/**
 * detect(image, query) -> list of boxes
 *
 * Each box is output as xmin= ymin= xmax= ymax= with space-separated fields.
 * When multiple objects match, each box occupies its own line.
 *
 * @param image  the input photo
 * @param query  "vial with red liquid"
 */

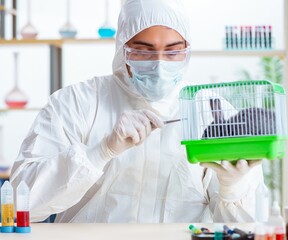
xmin=16 ymin=181 xmax=31 ymax=233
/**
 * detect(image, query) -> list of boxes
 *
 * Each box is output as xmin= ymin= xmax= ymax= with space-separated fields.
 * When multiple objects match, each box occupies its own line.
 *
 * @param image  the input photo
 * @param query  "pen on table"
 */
xmin=233 ymin=228 xmax=250 ymax=238
xmin=223 ymin=225 xmax=234 ymax=235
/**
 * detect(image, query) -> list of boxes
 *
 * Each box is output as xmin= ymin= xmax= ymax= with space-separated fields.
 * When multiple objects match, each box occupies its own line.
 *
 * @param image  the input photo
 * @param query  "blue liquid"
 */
xmin=214 ymin=231 xmax=223 ymax=240
xmin=98 ymin=27 xmax=116 ymax=38
xmin=59 ymin=30 xmax=77 ymax=39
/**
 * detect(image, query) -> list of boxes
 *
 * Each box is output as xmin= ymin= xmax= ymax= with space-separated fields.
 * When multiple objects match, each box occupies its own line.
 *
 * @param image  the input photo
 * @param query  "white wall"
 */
xmin=186 ymin=0 xmax=284 ymax=50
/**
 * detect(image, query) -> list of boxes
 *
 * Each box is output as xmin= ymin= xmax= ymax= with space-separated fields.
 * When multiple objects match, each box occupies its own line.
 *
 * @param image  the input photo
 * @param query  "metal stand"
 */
xmin=0 ymin=0 xmax=5 ymax=39
xmin=12 ymin=0 xmax=16 ymax=39
xmin=50 ymin=45 xmax=62 ymax=94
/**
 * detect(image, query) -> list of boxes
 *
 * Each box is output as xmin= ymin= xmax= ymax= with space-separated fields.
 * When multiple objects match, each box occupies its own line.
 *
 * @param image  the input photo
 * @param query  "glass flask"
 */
xmin=20 ymin=0 xmax=38 ymax=39
xmin=5 ymin=52 xmax=28 ymax=109
xmin=59 ymin=0 xmax=77 ymax=39
xmin=98 ymin=0 xmax=116 ymax=38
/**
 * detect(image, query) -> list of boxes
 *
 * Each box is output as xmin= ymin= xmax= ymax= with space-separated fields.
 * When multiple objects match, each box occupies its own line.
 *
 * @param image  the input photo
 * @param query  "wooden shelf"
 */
xmin=0 ymin=108 xmax=41 ymax=113
xmin=0 ymin=38 xmax=115 ymax=47
xmin=0 ymin=39 xmax=285 ymax=58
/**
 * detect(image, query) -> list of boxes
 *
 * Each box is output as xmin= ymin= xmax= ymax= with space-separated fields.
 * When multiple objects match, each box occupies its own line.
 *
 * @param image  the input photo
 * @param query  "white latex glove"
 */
xmin=200 ymin=160 xmax=262 ymax=201
xmin=101 ymin=109 xmax=164 ymax=160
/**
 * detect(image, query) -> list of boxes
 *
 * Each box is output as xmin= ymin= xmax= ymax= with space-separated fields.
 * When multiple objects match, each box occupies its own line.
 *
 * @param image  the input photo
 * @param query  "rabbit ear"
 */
xmin=210 ymin=98 xmax=225 ymax=123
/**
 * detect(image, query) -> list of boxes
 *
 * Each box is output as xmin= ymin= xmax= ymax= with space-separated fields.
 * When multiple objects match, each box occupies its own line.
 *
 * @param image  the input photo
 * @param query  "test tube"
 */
xmin=214 ymin=224 xmax=223 ymax=240
xmin=1 ymin=181 xmax=15 ymax=233
xmin=254 ymin=224 xmax=266 ymax=240
xmin=15 ymin=181 xmax=31 ymax=233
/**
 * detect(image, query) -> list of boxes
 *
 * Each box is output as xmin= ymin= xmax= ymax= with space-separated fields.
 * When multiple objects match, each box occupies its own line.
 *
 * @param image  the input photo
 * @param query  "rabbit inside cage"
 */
xmin=202 ymin=98 xmax=276 ymax=139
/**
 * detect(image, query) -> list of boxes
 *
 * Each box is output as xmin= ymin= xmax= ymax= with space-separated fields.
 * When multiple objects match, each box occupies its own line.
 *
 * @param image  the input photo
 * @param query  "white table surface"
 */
xmin=0 ymin=223 xmax=256 ymax=240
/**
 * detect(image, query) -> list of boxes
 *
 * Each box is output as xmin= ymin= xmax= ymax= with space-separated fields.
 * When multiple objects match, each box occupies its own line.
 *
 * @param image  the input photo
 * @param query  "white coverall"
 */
xmin=10 ymin=0 xmax=264 ymax=223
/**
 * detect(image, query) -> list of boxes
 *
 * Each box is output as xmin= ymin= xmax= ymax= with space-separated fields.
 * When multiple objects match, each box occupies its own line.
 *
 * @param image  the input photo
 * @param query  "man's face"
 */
xmin=125 ymin=26 xmax=186 ymax=77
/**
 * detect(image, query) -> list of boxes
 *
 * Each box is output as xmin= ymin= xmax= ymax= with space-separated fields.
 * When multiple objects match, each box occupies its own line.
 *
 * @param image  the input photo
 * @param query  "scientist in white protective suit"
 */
xmin=10 ymin=0 xmax=264 ymax=223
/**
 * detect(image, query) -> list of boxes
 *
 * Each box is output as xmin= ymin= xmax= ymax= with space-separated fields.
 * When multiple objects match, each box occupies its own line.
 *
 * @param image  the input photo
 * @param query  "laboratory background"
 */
xmin=0 ymin=0 xmax=287 ymax=209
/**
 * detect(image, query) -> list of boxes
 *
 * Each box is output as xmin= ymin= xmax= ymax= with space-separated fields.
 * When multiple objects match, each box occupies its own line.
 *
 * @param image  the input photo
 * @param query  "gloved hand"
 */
xmin=200 ymin=160 xmax=262 ymax=201
xmin=101 ymin=109 xmax=164 ymax=160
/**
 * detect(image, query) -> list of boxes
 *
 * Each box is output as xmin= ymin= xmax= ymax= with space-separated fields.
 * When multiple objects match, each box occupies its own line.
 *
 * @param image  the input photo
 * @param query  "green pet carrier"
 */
xmin=179 ymin=80 xmax=288 ymax=164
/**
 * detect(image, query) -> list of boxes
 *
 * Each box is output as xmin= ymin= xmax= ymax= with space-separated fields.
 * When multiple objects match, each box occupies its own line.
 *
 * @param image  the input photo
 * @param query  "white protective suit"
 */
xmin=10 ymin=0 xmax=264 ymax=223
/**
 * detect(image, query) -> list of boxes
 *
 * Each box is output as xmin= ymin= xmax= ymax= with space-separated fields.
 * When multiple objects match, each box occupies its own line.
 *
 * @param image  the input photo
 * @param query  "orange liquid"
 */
xmin=1 ymin=204 xmax=14 ymax=226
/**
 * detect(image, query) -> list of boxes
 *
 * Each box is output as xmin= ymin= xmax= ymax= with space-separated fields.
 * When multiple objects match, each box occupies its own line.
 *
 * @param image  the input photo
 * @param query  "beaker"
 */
xmin=5 ymin=52 xmax=28 ymax=109
xmin=98 ymin=0 xmax=116 ymax=38
xmin=59 ymin=0 xmax=77 ymax=39
xmin=20 ymin=0 xmax=38 ymax=39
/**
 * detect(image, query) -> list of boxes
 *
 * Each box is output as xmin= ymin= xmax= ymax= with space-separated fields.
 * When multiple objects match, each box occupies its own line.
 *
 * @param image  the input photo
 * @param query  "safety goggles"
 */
xmin=124 ymin=44 xmax=191 ymax=62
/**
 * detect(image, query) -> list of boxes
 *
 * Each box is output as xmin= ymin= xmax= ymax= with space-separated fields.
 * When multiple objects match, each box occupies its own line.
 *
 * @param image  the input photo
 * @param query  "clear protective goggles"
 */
xmin=124 ymin=44 xmax=191 ymax=63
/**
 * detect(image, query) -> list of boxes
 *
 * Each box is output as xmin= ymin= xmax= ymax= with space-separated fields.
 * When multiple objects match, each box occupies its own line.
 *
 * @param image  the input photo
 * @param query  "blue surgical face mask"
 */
xmin=128 ymin=60 xmax=186 ymax=102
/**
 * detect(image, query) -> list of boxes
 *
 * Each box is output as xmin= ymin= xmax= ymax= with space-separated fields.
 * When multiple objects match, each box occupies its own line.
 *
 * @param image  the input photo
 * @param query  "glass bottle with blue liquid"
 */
xmin=98 ymin=0 xmax=116 ymax=38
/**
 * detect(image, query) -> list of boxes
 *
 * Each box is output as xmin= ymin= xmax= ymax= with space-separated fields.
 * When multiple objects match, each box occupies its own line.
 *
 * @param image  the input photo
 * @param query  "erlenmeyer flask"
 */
xmin=20 ymin=0 xmax=38 ymax=39
xmin=98 ymin=0 xmax=116 ymax=38
xmin=59 ymin=0 xmax=77 ymax=39
xmin=5 ymin=52 xmax=28 ymax=109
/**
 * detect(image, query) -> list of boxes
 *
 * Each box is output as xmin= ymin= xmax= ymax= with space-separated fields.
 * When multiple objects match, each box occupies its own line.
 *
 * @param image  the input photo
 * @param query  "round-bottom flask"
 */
xmin=5 ymin=52 xmax=28 ymax=109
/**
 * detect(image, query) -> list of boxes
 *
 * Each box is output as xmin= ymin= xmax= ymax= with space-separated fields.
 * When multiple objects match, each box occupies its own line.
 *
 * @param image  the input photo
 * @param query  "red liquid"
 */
xmin=17 ymin=211 xmax=30 ymax=227
xmin=5 ymin=101 xmax=28 ymax=108
xmin=275 ymin=233 xmax=285 ymax=240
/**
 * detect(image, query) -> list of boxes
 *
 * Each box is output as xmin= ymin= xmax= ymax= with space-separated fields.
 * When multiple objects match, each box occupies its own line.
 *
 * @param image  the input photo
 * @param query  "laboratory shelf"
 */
xmin=190 ymin=50 xmax=286 ymax=58
xmin=0 ymin=108 xmax=41 ymax=113
xmin=0 ymin=38 xmax=115 ymax=47
xmin=0 ymin=39 xmax=285 ymax=58
xmin=0 ymin=38 xmax=115 ymax=95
